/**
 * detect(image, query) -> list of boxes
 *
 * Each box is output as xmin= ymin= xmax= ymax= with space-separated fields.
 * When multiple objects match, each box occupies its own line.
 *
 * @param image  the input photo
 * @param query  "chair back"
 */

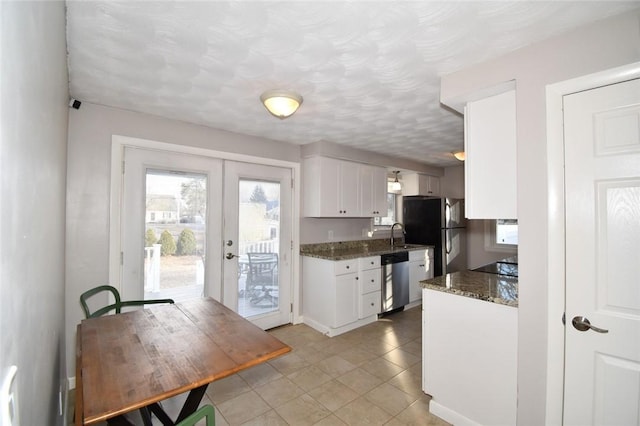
xmin=176 ymin=404 xmax=216 ymax=426
xmin=80 ymin=285 xmax=123 ymax=318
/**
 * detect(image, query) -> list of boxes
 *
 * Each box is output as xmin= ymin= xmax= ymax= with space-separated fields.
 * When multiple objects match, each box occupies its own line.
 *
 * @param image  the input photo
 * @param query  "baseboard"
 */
xmin=429 ymin=400 xmax=482 ymax=426
xmin=303 ymin=315 xmax=377 ymax=337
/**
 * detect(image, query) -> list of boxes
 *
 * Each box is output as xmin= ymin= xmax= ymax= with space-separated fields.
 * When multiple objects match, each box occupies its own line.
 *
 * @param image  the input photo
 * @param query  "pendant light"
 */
xmin=389 ymin=171 xmax=402 ymax=192
xmin=260 ymin=90 xmax=303 ymax=119
xmin=453 ymin=151 xmax=466 ymax=161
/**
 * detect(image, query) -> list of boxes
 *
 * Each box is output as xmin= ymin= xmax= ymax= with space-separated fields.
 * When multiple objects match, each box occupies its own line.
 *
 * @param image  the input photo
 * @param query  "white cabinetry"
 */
xmin=358 ymin=256 xmax=381 ymax=318
xmin=302 ymin=157 xmax=387 ymax=217
xmin=302 ymin=256 xmax=379 ymax=336
xmin=360 ymin=164 xmax=387 ymax=217
xmin=409 ymin=248 xmax=434 ymax=303
xmin=303 ymin=156 xmax=358 ymax=217
xmin=464 ymin=90 xmax=517 ymax=219
xmin=402 ymin=173 xmax=440 ymax=197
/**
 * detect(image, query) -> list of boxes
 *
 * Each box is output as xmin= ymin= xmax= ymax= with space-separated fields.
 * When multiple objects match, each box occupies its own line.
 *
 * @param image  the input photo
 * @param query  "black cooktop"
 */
xmin=472 ymin=257 xmax=519 ymax=278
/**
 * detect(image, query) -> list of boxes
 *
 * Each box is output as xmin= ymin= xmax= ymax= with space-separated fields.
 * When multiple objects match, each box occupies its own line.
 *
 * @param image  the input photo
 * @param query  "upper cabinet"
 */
xmin=360 ymin=164 xmax=387 ymax=217
xmin=401 ymin=173 xmax=440 ymax=197
xmin=303 ymin=156 xmax=386 ymax=218
xmin=464 ymin=90 xmax=517 ymax=219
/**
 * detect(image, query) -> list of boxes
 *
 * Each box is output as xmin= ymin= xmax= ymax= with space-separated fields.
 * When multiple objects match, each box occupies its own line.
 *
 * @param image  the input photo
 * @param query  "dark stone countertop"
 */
xmin=300 ymin=238 xmax=433 ymax=261
xmin=420 ymin=270 xmax=518 ymax=307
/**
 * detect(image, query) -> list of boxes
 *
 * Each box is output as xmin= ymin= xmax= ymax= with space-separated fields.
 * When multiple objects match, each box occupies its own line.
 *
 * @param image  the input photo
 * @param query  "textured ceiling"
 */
xmin=66 ymin=1 xmax=639 ymax=167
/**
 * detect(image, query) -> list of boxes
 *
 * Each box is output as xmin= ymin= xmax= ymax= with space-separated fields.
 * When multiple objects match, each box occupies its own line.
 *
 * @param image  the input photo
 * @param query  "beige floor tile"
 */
xmin=287 ymin=365 xmax=333 ymax=392
xmin=295 ymin=344 xmax=333 ymax=364
xmin=216 ymin=390 xmax=271 ymax=425
xmin=238 ymin=362 xmax=283 ymax=388
xmin=387 ymin=369 xmax=424 ymax=398
xmin=315 ymin=355 xmax=357 ymax=378
xmin=356 ymin=338 xmax=397 ymax=356
xmin=334 ymin=396 xmax=393 ymax=426
xmin=253 ymin=376 xmax=305 ymax=408
xmin=313 ymin=414 xmax=348 ymax=425
xmin=336 ymin=367 xmax=383 ymax=395
xmin=378 ymin=331 xmax=415 ymax=347
xmin=239 ymin=409 xmax=288 ymax=426
xmin=206 ymin=374 xmax=252 ymax=405
xmin=307 ymin=379 xmax=359 ymax=412
xmin=399 ymin=339 xmax=422 ymax=357
xmin=268 ymin=351 xmax=311 ymax=375
xmin=363 ymin=382 xmax=417 ymax=417
xmin=336 ymin=346 xmax=379 ymax=366
xmin=274 ymin=394 xmax=332 ymax=426
xmin=359 ymin=357 xmax=406 ymax=381
xmin=382 ymin=347 xmax=421 ymax=368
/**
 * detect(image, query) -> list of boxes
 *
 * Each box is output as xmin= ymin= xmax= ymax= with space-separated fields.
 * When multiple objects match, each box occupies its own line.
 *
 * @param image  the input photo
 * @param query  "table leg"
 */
xmin=175 ymin=384 xmax=209 ymax=423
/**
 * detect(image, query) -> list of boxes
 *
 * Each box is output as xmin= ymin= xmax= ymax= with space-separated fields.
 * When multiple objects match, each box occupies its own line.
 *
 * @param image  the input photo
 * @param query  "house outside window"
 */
xmin=485 ymin=219 xmax=518 ymax=251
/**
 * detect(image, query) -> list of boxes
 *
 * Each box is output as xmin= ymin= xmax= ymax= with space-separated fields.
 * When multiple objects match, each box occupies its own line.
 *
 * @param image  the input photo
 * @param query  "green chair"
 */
xmin=80 ymin=285 xmax=175 ymax=319
xmin=176 ymin=404 xmax=216 ymax=426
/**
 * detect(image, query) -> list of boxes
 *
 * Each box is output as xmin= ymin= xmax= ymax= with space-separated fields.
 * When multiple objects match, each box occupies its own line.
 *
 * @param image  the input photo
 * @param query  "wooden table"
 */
xmin=75 ymin=297 xmax=291 ymax=425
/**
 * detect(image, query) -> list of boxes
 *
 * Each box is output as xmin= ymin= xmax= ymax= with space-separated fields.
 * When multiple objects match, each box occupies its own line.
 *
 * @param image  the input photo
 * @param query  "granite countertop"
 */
xmin=420 ymin=270 xmax=518 ymax=307
xmin=301 ymin=239 xmax=433 ymax=261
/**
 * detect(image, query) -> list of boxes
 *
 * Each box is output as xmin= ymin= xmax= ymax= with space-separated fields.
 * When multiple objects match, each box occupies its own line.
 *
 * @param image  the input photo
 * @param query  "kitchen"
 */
xmin=3 ymin=2 xmax=640 ymax=426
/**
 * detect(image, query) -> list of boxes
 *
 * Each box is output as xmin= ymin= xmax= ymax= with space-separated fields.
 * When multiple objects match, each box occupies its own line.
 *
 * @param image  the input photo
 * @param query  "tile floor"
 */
xmin=80 ymin=306 xmax=450 ymax=426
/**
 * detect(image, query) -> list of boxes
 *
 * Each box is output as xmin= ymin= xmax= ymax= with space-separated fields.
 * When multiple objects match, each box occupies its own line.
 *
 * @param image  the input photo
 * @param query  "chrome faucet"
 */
xmin=390 ymin=222 xmax=406 ymax=247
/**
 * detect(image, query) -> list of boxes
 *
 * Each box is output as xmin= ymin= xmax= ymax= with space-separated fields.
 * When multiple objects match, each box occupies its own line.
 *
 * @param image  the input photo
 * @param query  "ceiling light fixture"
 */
xmin=389 ymin=171 xmax=402 ymax=192
xmin=453 ymin=151 xmax=466 ymax=161
xmin=260 ymin=90 xmax=303 ymax=119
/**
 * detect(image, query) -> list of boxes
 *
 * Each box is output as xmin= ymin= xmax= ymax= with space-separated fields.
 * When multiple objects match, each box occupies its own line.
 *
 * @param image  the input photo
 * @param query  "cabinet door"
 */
xmin=360 ymin=164 xmax=386 ymax=216
xmin=464 ymin=90 xmax=517 ymax=219
xmin=426 ymin=175 xmax=440 ymax=197
xmin=409 ymin=261 xmax=427 ymax=303
xmin=360 ymin=291 xmax=381 ymax=318
xmin=334 ymin=273 xmax=359 ymax=327
xmin=339 ymin=161 xmax=359 ymax=216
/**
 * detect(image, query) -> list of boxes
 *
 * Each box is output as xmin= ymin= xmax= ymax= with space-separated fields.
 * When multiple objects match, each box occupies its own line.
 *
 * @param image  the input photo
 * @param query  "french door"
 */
xmin=119 ymin=146 xmax=292 ymax=329
xmin=222 ymin=161 xmax=292 ymax=329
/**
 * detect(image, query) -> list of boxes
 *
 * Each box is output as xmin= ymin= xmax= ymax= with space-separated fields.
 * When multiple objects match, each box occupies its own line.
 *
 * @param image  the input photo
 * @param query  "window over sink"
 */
xmin=373 ymin=192 xmax=397 ymax=226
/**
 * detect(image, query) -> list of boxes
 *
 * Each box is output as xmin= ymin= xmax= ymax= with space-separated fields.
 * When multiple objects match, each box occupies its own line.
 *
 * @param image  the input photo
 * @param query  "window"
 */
xmin=485 ymin=219 xmax=518 ymax=251
xmin=374 ymin=193 xmax=397 ymax=226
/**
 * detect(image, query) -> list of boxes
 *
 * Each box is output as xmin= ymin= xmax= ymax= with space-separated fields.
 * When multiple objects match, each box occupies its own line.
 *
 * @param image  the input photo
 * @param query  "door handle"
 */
xmin=571 ymin=316 xmax=609 ymax=333
xmin=225 ymin=252 xmax=238 ymax=260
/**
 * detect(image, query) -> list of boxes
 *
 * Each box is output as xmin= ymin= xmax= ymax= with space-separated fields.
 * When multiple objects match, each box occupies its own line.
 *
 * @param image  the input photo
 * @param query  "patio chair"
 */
xmin=80 ymin=285 xmax=174 ymax=319
xmin=246 ymin=252 xmax=279 ymax=307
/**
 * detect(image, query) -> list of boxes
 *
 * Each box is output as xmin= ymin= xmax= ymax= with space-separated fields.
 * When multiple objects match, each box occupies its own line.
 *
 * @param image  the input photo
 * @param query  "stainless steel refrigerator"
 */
xmin=402 ymin=197 xmax=467 ymax=277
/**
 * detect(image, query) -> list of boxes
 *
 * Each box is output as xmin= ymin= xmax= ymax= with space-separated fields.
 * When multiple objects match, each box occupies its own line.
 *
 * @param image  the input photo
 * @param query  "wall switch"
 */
xmin=328 ymin=230 xmax=334 ymax=240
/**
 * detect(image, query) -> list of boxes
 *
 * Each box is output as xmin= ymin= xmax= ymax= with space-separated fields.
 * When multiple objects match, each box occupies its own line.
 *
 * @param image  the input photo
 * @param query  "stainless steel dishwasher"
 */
xmin=380 ymin=251 xmax=409 ymax=314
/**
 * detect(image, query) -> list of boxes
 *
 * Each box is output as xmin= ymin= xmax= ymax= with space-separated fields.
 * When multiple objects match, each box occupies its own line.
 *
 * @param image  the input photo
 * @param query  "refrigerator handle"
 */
xmin=444 ymin=200 xmax=451 ymax=227
xmin=444 ymin=230 xmax=451 ymax=255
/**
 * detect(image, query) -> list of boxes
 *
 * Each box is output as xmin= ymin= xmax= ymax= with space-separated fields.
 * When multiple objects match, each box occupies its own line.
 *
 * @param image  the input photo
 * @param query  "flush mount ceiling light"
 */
xmin=389 ymin=171 xmax=402 ymax=192
xmin=260 ymin=90 xmax=303 ymax=119
xmin=453 ymin=151 xmax=466 ymax=161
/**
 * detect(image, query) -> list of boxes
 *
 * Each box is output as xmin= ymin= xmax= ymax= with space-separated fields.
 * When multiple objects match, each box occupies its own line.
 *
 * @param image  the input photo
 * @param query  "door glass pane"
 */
xmin=237 ymin=179 xmax=280 ymax=318
xmin=144 ymin=170 xmax=207 ymax=302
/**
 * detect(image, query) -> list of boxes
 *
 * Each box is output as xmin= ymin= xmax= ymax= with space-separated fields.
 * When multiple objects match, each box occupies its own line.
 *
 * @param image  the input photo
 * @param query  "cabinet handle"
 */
xmin=346 ymin=265 xmax=350 ymax=269
xmin=355 ymin=276 xmax=359 ymax=280
xmin=419 ymin=264 xmax=425 ymax=267
xmin=370 ymin=302 xmax=375 ymax=306
xmin=370 ymin=279 xmax=374 ymax=282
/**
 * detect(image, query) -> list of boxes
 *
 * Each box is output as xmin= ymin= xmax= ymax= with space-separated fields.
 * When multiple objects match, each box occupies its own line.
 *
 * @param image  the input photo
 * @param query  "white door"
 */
xmin=222 ymin=161 xmax=292 ymax=329
xmin=563 ymin=78 xmax=640 ymax=425
xmin=121 ymin=147 xmax=223 ymax=302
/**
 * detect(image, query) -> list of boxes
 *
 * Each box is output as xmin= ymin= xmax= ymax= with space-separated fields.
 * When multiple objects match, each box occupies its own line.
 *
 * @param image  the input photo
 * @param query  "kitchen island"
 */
xmin=420 ymin=270 xmax=518 ymax=426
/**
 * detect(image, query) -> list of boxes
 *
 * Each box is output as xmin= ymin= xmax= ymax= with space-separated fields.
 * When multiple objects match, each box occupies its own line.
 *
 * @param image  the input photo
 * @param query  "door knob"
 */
xmin=225 ymin=252 xmax=238 ymax=260
xmin=571 ymin=316 xmax=609 ymax=333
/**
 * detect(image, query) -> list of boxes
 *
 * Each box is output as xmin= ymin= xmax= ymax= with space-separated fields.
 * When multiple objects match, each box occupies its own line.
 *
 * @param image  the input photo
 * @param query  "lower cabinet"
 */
xmin=409 ymin=248 xmax=434 ymax=303
xmin=302 ymin=256 xmax=380 ymax=336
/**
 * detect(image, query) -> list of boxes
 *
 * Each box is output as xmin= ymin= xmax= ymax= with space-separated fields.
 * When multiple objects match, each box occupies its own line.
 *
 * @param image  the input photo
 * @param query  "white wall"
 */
xmin=0 ymin=2 xmax=69 ymax=425
xmin=440 ymin=8 xmax=640 ymax=425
